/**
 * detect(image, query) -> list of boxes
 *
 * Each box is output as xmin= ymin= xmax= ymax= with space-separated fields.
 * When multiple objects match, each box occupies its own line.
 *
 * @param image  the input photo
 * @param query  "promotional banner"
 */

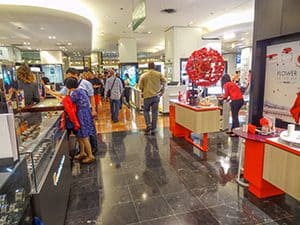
xmin=264 ymin=40 xmax=300 ymax=123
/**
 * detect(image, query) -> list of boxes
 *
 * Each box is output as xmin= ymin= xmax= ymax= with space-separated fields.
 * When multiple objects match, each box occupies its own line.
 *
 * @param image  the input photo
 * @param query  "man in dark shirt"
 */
xmin=87 ymin=71 xmax=103 ymax=118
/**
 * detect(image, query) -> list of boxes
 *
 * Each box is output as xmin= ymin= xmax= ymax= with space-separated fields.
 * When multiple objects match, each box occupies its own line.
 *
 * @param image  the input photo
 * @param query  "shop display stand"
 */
xmin=233 ymin=128 xmax=284 ymax=198
xmin=169 ymin=101 xmax=220 ymax=152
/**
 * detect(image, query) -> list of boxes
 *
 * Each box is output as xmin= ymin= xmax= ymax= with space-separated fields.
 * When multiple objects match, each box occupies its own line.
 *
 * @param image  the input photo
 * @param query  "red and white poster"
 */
xmin=264 ymin=40 xmax=300 ymax=123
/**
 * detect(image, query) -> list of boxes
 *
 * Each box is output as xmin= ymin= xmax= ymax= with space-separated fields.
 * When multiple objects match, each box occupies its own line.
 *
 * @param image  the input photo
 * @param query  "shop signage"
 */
xmin=263 ymin=40 xmax=300 ymax=123
xmin=132 ymin=0 xmax=146 ymax=31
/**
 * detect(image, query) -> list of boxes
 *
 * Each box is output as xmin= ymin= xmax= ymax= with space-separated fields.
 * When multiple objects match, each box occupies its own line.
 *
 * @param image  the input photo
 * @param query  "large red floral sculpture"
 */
xmin=185 ymin=47 xmax=225 ymax=87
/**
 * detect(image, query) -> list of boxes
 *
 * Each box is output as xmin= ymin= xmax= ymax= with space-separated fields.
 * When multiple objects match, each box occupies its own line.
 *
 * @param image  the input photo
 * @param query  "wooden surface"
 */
xmin=263 ymin=143 xmax=300 ymax=201
xmin=174 ymin=103 xmax=220 ymax=133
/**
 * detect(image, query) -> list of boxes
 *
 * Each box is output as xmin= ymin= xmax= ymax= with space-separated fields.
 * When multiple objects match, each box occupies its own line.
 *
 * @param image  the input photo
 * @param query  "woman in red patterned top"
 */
xmin=221 ymin=74 xmax=244 ymax=134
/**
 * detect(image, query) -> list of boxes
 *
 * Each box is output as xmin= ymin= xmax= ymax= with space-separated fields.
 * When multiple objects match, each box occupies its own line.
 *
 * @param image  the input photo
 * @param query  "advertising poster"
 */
xmin=264 ymin=40 xmax=300 ymax=123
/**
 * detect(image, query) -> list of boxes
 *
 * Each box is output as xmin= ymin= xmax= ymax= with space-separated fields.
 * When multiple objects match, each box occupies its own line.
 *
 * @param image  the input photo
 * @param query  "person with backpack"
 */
xmin=63 ymin=77 xmax=95 ymax=164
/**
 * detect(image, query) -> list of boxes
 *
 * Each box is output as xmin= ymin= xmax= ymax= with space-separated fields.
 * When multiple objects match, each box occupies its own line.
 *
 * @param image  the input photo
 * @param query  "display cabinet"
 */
xmin=0 ymin=156 xmax=32 ymax=225
xmin=17 ymin=111 xmax=62 ymax=192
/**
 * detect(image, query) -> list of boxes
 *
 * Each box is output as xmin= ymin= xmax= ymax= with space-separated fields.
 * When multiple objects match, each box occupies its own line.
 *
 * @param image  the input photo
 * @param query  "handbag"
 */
xmin=107 ymin=77 xmax=116 ymax=98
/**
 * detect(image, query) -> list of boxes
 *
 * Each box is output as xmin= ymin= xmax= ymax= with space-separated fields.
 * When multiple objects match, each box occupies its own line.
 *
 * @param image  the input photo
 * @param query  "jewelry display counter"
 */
xmin=14 ymin=99 xmax=71 ymax=225
xmin=0 ymin=156 xmax=32 ymax=225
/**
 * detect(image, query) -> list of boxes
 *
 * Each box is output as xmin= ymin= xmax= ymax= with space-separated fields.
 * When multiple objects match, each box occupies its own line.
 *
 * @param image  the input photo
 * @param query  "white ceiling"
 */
xmin=0 ymin=0 xmax=254 ymax=55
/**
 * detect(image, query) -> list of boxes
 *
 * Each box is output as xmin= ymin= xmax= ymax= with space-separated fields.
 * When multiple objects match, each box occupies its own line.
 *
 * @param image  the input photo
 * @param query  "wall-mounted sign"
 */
xmin=263 ymin=40 xmax=300 ymax=123
xmin=132 ymin=0 xmax=146 ymax=31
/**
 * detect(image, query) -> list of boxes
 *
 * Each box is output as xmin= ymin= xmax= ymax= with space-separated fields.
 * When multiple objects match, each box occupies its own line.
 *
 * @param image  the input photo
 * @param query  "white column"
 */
xmin=165 ymin=27 xmax=204 ymax=81
xmin=118 ymin=38 xmax=137 ymax=63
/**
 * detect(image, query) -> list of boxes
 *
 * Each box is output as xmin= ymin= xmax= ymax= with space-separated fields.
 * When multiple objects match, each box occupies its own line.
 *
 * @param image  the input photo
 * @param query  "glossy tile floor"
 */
xmin=95 ymin=101 xmax=169 ymax=133
xmin=65 ymin=127 xmax=300 ymax=225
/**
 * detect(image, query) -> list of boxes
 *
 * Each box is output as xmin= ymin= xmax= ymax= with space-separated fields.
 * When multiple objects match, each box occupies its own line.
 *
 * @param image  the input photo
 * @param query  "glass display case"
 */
xmin=16 ymin=111 xmax=62 ymax=192
xmin=0 ymin=156 xmax=32 ymax=225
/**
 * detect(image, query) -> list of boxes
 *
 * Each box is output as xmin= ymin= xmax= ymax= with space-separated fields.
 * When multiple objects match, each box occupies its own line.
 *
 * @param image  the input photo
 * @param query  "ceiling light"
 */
xmin=100 ymin=32 xmax=104 ymax=37
xmin=27 ymin=47 xmax=31 ymax=50
xmin=223 ymin=32 xmax=236 ymax=40
xmin=40 ymin=27 xmax=45 ymax=30
xmin=147 ymin=31 xmax=152 ymax=34
xmin=48 ymin=36 xmax=52 ymax=39
xmin=67 ymin=42 xmax=72 ymax=46
xmin=188 ymin=21 xmax=193 ymax=26
xmin=52 ymin=36 xmax=56 ymax=39
xmin=231 ymin=43 xmax=235 ymax=48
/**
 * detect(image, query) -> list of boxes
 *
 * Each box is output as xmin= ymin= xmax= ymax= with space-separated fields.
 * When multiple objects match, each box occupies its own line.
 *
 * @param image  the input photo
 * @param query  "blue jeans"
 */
xmin=110 ymin=99 xmax=121 ymax=122
xmin=143 ymin=96 xmax=160 ymax=130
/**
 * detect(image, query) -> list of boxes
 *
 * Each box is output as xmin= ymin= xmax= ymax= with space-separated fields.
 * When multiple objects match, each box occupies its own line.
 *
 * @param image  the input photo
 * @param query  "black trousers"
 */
xmin=230 ymin=99 xmax=244 ymax=130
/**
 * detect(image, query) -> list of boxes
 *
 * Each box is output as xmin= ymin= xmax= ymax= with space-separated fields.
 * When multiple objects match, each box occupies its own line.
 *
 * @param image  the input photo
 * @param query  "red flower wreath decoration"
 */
xmin=186 ymin=47 xmax=225 ymax=87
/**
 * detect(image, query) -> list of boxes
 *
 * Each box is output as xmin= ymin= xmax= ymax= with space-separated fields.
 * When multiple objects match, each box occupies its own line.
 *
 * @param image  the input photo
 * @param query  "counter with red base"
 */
xmin=169 ymin=101 xmax=220 ymax=151
xmin=233 ymin=128 xmax=285 ymax=198
xmin=263 ymin=138 xmax=300 ymax=201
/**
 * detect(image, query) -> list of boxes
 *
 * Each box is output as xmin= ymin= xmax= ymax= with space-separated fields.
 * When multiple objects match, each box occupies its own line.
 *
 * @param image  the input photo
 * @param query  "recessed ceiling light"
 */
xmin=48 ymin=36 xmax=52 ymax=39
xmin=40 ymin=27 xmax=45 ymax=30
xmin=67 ymin=42 xmax=72 ymax=46
xmin=223 ymin=32 xmax=236 ymax=40
xmin=147 ymin=31 xmax=152 ymax=34
xmin=27 ymin=47 xmax=31 ymax=50
xmin=52 ymin=36 xmax=56 ymax=39
xmin=188 ymin=21 xmax=193 ymax=26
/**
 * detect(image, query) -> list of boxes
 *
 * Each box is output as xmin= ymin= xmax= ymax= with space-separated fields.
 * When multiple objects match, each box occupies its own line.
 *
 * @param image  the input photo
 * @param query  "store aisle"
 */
xmin=95 ymin=101 xmax=169 ymax=134
xmin=64 ymin=129 xmax=300 ymax=225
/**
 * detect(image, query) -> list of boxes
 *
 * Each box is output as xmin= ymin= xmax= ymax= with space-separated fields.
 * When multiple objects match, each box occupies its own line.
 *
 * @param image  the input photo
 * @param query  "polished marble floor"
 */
xmin=64 ymin=128 xmax=300 ymax=225
xmin=95 ymin=101 xmax=169 ymax=134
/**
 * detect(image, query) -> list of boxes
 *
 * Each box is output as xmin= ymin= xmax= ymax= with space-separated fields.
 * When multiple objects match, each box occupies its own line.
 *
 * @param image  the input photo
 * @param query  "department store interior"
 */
xmin=0 ymin=0 xmax=300 ymax=225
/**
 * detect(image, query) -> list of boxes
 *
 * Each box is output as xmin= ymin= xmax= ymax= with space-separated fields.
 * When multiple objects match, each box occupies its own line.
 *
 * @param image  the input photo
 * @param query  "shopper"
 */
xmin=221 ymin=74 xmax=244 ymax=136
xmin=48 ymin=68 xmax=99 ymax=153
xmin=104 ymin=69 xmax=123 ymax=123
xmin=116 ymin=72 xmax=125 ymax=109
xmin=40 ymin=76 xmax=50 ymax=100
xmin=16 ymin=64 xmax=40 ymax=106
xmin=124 ymin=73 xmax=131 ymax=107
xmin=138 ymin=62 xmax=166 ymax=134
xmin=64 ymin=77 xmax=95 ymax=164
xmin=87 ymin=71 xmax=103 ymax=117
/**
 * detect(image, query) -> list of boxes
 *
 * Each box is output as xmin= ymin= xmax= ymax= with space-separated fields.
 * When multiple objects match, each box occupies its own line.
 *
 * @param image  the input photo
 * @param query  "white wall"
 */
xmin=223 ymin=53 xmax=237 ymax=76
xmin=118 ymin=38 xmax=137 ymax=63
xmin=40 ymin=51 xmax=63 ymax=64
xmin=240 ymin=47 xmax=252 ymax=85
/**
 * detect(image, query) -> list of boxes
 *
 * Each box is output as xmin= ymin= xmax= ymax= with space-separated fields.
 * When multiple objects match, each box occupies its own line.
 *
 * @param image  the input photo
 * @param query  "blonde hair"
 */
xmin=17 ymin=64 xmax=35 ymax=83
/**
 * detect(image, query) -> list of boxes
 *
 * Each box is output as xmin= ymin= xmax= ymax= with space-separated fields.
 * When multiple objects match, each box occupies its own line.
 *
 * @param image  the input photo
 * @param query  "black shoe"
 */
xmin=151 ymin=129 xmax=157 ymax=135
xmin=92 ymin=148 xmax=98 ymax=154
xmin=144 ymin=127 xmax=151 ymax=135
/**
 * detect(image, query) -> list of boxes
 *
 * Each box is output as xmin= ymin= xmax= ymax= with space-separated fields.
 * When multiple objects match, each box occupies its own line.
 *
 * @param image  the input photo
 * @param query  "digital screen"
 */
xmin=1 ymin=65 xmax=17 ymax=93
xmin=41 ymin=64 xmax=63 ymax=83
xmin=120 ymin=63 xmax=139 ymax=87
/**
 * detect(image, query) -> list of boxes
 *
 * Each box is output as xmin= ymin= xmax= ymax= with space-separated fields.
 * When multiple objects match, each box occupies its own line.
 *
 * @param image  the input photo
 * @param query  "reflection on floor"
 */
xmin=95 ymin=101 xmax=169 ymax=134
xmin=65 ymin=128 xmax=300 ymax=225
